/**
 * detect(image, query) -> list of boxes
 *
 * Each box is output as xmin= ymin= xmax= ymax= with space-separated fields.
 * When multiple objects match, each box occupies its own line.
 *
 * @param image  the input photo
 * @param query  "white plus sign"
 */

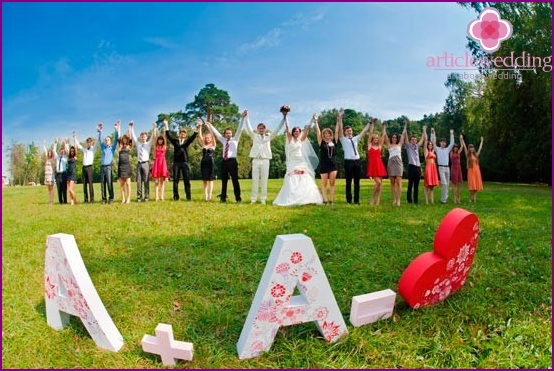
xmin=141 ymin=323 xmax=193 ymax=365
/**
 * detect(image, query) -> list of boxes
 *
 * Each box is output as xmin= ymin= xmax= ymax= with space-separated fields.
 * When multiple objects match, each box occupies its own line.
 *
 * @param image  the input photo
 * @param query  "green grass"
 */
xmin=2 ymin=179 xmax=552 ymax=368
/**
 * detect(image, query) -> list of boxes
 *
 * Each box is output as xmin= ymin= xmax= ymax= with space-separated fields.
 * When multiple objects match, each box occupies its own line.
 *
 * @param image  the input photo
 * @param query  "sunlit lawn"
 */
xmin=2 ymin=179 xmax=551 ymax=368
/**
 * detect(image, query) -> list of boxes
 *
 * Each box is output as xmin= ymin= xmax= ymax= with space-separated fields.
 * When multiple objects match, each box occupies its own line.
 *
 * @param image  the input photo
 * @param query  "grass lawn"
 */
xmin=2 ymin=179 xmax=552 ymax=368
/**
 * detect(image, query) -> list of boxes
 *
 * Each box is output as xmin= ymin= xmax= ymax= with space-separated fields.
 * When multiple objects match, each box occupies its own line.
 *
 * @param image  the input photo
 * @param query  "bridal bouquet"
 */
xmin=280 ymin=105 xmax=291 ymax=113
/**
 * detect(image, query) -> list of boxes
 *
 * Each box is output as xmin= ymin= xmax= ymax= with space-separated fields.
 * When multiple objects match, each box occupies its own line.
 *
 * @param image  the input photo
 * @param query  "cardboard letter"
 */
xmin=237 ymin=234 xmax=347 ymax=359
xmin=44 ymin=233 xmax=123 ymax=351
xmin=350 ymin=289 xmax=396 ymax=327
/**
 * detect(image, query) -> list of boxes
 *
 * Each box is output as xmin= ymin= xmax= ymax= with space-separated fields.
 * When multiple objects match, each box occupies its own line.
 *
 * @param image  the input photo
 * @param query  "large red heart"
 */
xmin=398 ymin=208 xmax=479 ymax=309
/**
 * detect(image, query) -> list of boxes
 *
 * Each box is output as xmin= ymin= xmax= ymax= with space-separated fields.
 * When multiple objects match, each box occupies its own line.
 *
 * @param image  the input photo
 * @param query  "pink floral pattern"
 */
xmin=290 ymin=251 xmax=303 ymax=264
xmin=270 ymin=283 xmax=286 ymax=298
xmin=467 ymin=7 xmax=513 ymax=53
xmin=321 ymin=321 xmax=341 ymax=342
xmin=240 ymin=236 xmax=348 ymax=359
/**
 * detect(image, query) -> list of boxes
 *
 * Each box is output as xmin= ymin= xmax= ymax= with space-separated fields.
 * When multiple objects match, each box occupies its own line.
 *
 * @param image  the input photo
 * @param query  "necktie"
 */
xmin=224 ymin=140 xmax=230 ymax=160
xmin=350 ymin=138 xmax=358 ymax=157
xmin=58 ymin=156 xmax=62 ymax=172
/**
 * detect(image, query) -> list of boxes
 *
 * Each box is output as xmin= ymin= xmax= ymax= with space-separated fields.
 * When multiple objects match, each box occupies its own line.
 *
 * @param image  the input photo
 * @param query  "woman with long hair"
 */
xmin=460 ymin=135 xmax=484 ymax=203
xmin=151 ymin=123 xmax=170 ymax=201
xmin=423 ymin=128 xmax=438 ymax=204
xmin=67 ymin=137 xmax=78 ymax=205
xmin=366 ymin=119 xmax=387 ymax=205
xmin=314 ymin=115 xmax=338 ymax=205
xmin=196 ymin=120 xmax=217 ymax=202
xmin=273 ymin=106 xmax=322 ymax=206
xmin=43 ymin=140 xmax=56 ymax=204
xmin=383 ymin=120 xmax=407 ymax=206
xmin=118 ymin=125 xmax=133 ymax=204
xmin=450 ymin=143 xmax=463 ymax=204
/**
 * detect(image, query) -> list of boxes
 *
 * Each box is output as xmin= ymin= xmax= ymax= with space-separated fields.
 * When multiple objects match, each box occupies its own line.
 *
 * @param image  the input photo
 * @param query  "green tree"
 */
xmin=458 ymin=2 xmax=552 ymax=183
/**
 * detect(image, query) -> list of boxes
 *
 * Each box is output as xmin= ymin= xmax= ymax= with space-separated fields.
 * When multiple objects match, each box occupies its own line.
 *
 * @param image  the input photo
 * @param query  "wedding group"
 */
xmin=41 ymin=106 xmax=484 ymax=207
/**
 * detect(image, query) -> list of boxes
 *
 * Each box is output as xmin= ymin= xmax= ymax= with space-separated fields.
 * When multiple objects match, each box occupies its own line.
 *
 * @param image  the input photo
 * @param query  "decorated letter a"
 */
xmin=237 ymin=234 xmax=347 ymax=359
xmin=44 ymin=233 xmax=123 ymax=351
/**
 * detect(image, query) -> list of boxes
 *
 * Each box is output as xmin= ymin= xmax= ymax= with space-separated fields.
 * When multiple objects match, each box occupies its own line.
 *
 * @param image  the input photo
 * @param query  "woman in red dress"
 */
xmin=366 ymin=119 xmax=387 ymax=205
xmin=151 ymin=124 xmax=170 ymax=201
xmin=423 ymin=128 xmax=439 ymax=204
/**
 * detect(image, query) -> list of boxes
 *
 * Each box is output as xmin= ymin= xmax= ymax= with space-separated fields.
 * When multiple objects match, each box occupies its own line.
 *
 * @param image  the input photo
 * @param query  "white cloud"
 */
xmin=143 ymin=37 xmax=180 ymax=50
xmin=238 ymin=28 xmax=281 ymax=54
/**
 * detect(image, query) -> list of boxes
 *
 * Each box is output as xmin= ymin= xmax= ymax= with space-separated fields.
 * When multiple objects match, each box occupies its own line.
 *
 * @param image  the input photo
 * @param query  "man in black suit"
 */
xmin=164 ymin=119 xmax=197 ymax=201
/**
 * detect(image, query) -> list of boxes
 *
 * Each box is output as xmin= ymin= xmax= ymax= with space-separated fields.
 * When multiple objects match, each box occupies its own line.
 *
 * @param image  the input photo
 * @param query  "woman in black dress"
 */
xmin=118 ymin=129 xmax=133 ymax=204
xmin=314 ymin=115 xmax=338 ymax=205
xmin=66 ymin=143 xmax=78 ymax=205
xmin=196 ymin=121 xmax=216 ymax=201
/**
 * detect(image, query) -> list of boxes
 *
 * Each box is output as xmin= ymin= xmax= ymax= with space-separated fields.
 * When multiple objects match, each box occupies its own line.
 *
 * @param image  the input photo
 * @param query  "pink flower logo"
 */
xmin=467 ymin=7 xmax=513 ymax=53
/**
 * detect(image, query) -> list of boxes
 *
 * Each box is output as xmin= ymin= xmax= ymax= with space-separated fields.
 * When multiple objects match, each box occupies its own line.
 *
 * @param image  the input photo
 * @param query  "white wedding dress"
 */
xmin=273 ymin=139 xmax=323 ymax=206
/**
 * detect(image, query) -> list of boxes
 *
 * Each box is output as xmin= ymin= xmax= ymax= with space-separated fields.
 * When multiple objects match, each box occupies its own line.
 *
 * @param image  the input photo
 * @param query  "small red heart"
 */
xmin=398 ymin=208 xmax=479 ymax=309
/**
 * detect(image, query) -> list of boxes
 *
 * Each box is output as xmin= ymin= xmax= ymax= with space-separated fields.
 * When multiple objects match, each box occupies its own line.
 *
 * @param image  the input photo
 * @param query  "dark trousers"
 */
xmin=407 ymin=164 xmax=421 ymax=204
xmin=55 ymin=172 xmax=67 ymax=204
xmin=344 ymin=159 xmax=361 ymax=204
xmin=173 ymin=161 xmax=191 ymax=200
xmin=221 ymin=158 xmax=241 ymax=202
xmin=137 ymin=161 xmax=150 ymax=200
xmin=82 ymin=165 xmax=94 ymax=202
xmin=100 ymin=165 xmax=114 ymax=202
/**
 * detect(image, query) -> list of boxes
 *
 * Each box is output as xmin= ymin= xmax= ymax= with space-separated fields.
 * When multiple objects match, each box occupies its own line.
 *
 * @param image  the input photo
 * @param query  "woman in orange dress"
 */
xmin=460 ymin=135 xmax=484 ymax=203
xmin=366 ymin=119 xmax=387 ymax=205
xmin=423 ymin=128 xmax=439 ymax=204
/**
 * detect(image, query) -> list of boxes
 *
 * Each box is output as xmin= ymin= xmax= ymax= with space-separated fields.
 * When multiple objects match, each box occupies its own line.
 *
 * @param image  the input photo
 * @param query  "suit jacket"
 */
xmin=166 ymin=131 xmax=197 ymax=163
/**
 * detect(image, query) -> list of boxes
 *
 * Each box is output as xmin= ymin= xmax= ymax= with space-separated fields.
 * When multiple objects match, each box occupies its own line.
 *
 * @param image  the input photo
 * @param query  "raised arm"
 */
xmin=300 ymin=117 xmax=312 ymax=142
xmin=129 ymin=121 xmax=138 ymax=142
xmin=423 ymin=131 xmax=429 ymax=157
xmin=195 ymin=120 xmax=204 ymax=145
xmin=401 ymin=119 xmax=408 ymax=145
xmin=269 ymin=116 xmax=286 ymax=140
xmin=284 ymin=115 xmax=292 ymax=142
xmin=205 ymin=121 xmax=224 ymax=143
xmin=380 ymin=122 xmax=388 ymax=147
xmin=459 ymin=134 xmax=468 ymax=156
xmin=430 ymin=128 xmax=436 ymax=147
xmin=447 ymin=129 xmax=455 ymax=151
xmin=367 ymin=119 xmax=375 ymax=148
xmin=418 ymin=125 xmax=427 ymax=146
xmin=73 ymin=131 xmax=83 ymax=150
xmin=336 ymin=109 xmax=344 ymax=140
xmin=476 ymin=136 xmax=484 ymax=156
xmin=313 ymin=115 xmax=322 ymax=144
xmin=233 ymin=116 xmax=244 ymax=141
xmin=358 ymin=120 xmax=372 ymax=141
xmin=241 ymin=110 xmax=254 ymax=137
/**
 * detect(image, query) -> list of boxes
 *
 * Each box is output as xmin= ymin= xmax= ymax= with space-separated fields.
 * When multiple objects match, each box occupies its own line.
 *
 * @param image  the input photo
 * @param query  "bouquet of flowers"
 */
xmin=280 ymin=105 xmax=291 ymax=113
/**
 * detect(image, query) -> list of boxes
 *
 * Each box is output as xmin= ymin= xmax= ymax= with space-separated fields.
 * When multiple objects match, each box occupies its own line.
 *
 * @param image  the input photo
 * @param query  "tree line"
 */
xmin=6 ymin=3 xmax=550 ymax=186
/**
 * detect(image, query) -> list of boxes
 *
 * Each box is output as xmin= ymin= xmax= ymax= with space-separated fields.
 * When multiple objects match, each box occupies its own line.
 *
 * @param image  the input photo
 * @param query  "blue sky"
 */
xmin=2 ymin=2 xmax=477 ymax=171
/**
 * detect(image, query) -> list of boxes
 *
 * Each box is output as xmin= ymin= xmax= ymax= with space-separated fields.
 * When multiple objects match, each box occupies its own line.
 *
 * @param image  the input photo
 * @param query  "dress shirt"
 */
xmin=339 ymin=135 xmax=363 ymax=160
xmin=432 ymin=133 xmax=455 ymax=166
xmin=98 ymin=131 xmax=119 ymax=165
xmin=209 ymin=121 xmax=244 ymax=159
xmin=55 ymin=143 xmax=69 ymax=173
xmin=405 ymin=143 xmax=421 ymax=167
xmin=76 ymin=138 xmax=98 ymax=166
xmin=131 ymin=129 xmax=154 ymax=162
xmin=243 ymin=117 xmax=285 ymax=159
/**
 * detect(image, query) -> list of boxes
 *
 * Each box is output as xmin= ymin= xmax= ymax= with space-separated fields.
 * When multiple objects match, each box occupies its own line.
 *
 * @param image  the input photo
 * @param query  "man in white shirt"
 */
xmin=336 ymin=109 xmax=371 ymax=204
xmin=241 ymin=109 xmax=285 ymax=204
xmin=432 ymin=129 xmax=455 ymax=204
xmin=74 ymin=125 xmax=100 ymax=203
xmin=206 ymin=119 xmax=244 ymax=203
xmin=54 ymin=139 xmax=69 ymax=204
xmin=130 ymin=121 xmax=154 ymax=202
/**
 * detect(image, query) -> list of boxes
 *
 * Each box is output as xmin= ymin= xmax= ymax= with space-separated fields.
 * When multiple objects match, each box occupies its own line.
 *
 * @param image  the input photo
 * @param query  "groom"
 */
xmin=242 ymin=109 xmax=285 ymax=204
xmin=336 ymin=109 xmax=371 ymax=205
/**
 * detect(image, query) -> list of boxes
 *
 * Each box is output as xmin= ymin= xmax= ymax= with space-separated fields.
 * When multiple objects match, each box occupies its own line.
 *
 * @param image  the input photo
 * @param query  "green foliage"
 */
xmin=451 ymin=2 xmax=552 ymax=183
xmin=2 ymin=181 xmax=551 ymax=368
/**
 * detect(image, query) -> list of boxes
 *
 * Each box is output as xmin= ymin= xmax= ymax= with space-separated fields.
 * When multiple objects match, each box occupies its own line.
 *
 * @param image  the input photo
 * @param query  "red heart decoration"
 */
xmin=398 ymin=208 xmax=480 ymax=309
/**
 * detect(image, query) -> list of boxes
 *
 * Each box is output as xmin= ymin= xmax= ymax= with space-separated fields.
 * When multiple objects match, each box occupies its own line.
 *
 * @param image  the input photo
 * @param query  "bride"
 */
xmin=273 ymin=108 xmax=323 ymax=206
